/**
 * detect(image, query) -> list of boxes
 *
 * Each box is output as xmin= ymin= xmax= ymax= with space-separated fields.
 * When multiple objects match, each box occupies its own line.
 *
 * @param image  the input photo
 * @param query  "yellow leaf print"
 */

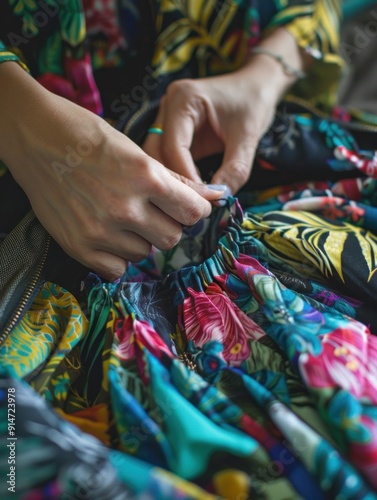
xmin=0 ymin=283 xmax=88 ymax=380
xmin=153 ymin=0 xmax=246 ymax=76
xmin=243 ymin=210 xmax=377 ymax=288
xmin=355 ymin=230 xmax=377 ymax=283
xmin=323 ymin=230 xmax=347 ymax=282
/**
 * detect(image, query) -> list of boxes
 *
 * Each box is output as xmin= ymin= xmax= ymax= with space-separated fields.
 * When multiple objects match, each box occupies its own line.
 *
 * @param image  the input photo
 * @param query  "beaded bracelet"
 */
xmin=250 ymin=47 xmax=306 ymax=80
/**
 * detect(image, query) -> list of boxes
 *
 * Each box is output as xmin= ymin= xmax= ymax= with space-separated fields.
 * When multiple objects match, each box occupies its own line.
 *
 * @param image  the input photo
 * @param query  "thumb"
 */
xmin=211 ymin=129 xmax=258 ymax=194
xmin=167 ymin=169 xmax=226 ymax=201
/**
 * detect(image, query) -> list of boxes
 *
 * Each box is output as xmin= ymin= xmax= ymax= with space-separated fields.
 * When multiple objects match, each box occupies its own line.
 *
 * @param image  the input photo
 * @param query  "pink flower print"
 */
xmin=115 ymin=316 xmax=135 ymax=361
xmin=299 ymin=323 xmax=377 ymax=404
xmin=115 ymin=316 xmax=172 ymax=362
xmin=331 ymin=178 xmax=363 ymax=200
xmin=37 ymin=73 xmax=76 ymax=103
xmin=349 ymin=414 xmax=377 ymax=487
xmin=37 ymin=53 xmax=103 ymax=115
xmin=182 ymin=286 xmax=266 ymax=366
xmin=83 ymin=0 xmax=126 ymax=52
xmin=64 ymin=54 xmax=103 ymax=114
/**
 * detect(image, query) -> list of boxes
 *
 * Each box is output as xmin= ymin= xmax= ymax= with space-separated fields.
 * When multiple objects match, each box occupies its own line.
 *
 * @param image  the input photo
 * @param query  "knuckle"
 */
xmin=146 ymin=170 xmax=164 ymax=193
xmin=160 ymin=229 xmax=182 ymax=251
xmin=182 ymin=205 xmax=204 ymax=226
xmin=167 ymin=79 xmax=196 ymax=98
xmin=97 ymin=262 xmax=126 ymax=281
xmin=133 ymin=154 xmax=153 ymax=174
xmin=103 ymin=199 xmax=138 ymax=226
xmin=133 ymin=158 xmax=164 ymax=194
xmin=130 ymin=242 xmax=152 ymax=263
xmin=105 ymin=264 xmax=127 ymax=281
xmin=107 ymin=205 xmax=130 ymax=225
xmin=226 ymin=161 xmax=250 ymax=184
xmin=81 ymin=221 xmax=106 ymax=246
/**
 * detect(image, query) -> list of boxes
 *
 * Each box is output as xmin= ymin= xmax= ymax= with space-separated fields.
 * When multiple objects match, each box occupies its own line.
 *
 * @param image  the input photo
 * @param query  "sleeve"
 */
xmin=263 ymin=0 xmax=344 ymax=105
xmin=0 ymin=40 xmax=28 ymax=70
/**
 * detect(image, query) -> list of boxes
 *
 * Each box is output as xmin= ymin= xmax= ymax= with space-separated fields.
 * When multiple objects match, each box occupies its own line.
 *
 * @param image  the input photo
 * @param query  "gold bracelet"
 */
xmin=250 ymin=47 xmax=306 ymax=79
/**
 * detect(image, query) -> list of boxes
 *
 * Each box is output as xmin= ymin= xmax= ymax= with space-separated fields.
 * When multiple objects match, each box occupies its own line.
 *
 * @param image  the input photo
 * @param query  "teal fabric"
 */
xmin=343 ymin=0 xmax=377 ymax=20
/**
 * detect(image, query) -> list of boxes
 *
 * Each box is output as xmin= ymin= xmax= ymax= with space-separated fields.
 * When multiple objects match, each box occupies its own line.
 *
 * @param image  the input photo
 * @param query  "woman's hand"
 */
xmin=143 ymin=73 xmax=277 ymax=194
xmin=144 ymin=28 xmax=307 ymax=194
xmin=0 ymin=63 xmax=224 ymax=280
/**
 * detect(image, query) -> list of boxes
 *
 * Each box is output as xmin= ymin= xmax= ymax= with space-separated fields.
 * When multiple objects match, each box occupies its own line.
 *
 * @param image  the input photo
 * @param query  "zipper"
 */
xmin=284 ymin=95 xmax=377 ymax=133
xmin=124 ymin=94 xmax=377 ymax=138
xmin=0 ymin=234 xmax=51 ymax=346
xmin=178 ymin=351 xmax=197 ymax=371
xmin=123 ymin=99 xmax=160 ymax=137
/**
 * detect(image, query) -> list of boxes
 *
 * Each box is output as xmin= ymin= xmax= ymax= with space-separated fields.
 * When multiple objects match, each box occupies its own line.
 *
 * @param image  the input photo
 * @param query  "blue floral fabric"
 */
xmin=2 ymin=196 xmax=377 ymax=498
xmin=3 ymin=1 xmax=377 ymax=499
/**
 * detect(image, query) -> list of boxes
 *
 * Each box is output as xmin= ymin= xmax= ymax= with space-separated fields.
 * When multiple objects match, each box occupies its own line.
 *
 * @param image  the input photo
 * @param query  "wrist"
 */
xmin=250 ymin=48 xmax=306 ymax=81
xmin=235 ymin=55 xmax=290 ymax=106
xmin=239 ymin=27 xmax=307 ymax=103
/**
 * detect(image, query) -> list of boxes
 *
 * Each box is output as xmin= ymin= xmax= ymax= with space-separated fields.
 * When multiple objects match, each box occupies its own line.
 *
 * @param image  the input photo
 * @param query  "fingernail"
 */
xmin=209 ymin=184 xmax=232 ymax=207
xmin=216 ymin=199 xmax=227 ymax=207
xmin=209 ymin=185 xmax=232 ymax=198
xmin=223 ymin=186 xmax=232 ymax=198
xmin=207 ymin=184 xmax=227 ymax=192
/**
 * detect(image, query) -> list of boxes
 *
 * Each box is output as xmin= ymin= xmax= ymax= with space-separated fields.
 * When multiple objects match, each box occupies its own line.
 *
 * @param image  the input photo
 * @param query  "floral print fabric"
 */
xmin=3 ymin=193 xmax=377 ymax=498
xmin=3 ymin=1 xmax=377 ymax=499
xmin=0 ymin=0 xmax=343 ymax=115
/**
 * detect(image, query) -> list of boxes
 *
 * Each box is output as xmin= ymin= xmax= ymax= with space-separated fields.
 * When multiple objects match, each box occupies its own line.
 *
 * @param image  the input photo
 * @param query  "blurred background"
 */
xmin=338 ymin=0 xmax=377 ymax=119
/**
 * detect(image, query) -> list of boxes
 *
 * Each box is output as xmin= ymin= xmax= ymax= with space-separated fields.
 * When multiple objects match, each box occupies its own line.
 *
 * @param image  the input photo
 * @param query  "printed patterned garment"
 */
xmin=5 ymin=1 xmax=377 ymax=499
xmin=0 ymin=0 xmax=344 ymax=176
xmin=0 ymin=0 xmax=343 ymax=115
xmin=2 ymin=197 xmax=377 ymax=498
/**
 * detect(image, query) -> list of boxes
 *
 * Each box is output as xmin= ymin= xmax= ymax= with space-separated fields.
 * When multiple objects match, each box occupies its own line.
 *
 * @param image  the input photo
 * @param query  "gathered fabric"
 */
xmin=2 ymin=194 xmax=377 ymax=499
xmin=3 ymin=1 xmax=377 ymax=499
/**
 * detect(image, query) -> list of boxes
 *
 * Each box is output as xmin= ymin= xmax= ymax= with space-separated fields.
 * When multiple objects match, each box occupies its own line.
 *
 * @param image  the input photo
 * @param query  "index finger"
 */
xmin=211 ymin=130 xmax=257 ymax=194
xmin=149 ymin=166 xmax=213 ymax=225
xmin=161 ymin=97 xmax=203 ymax=183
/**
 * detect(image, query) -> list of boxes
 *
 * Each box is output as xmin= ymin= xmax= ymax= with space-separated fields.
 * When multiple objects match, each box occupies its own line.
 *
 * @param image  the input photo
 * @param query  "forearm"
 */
xmin=0 ymin=62 xmax=53 ymax=172
xmin=237 ymin=27 xmax=311 ymax=105
xmin=0 ymin=61 xmax=104 ymax=190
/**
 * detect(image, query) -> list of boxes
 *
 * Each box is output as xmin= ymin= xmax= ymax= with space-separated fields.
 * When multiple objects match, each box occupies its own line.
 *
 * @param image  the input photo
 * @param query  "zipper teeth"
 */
xmin=125 ymin=95 xmax=377 ymax=136
xmin=123 ymin=101 xmax=153 ymax=136
xmin=0 ymin=235 xmax=51 ymax=346
xmin=179 ymin=351 xmax=197 ymax=371
xmin=285 ymin=95 xmax=377 ymax=133
xmin=284 ymin=95 xmax=332 ymax=119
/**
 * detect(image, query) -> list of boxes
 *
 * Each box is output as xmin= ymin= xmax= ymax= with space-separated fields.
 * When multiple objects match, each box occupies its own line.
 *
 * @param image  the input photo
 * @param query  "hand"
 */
xmin=143 ymin=28 xmax=306 ymax=194
xmin=0 ymin=63 xmax=224 ymax=280
xmin=143 ymin=73 xmax=276 ymax=194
